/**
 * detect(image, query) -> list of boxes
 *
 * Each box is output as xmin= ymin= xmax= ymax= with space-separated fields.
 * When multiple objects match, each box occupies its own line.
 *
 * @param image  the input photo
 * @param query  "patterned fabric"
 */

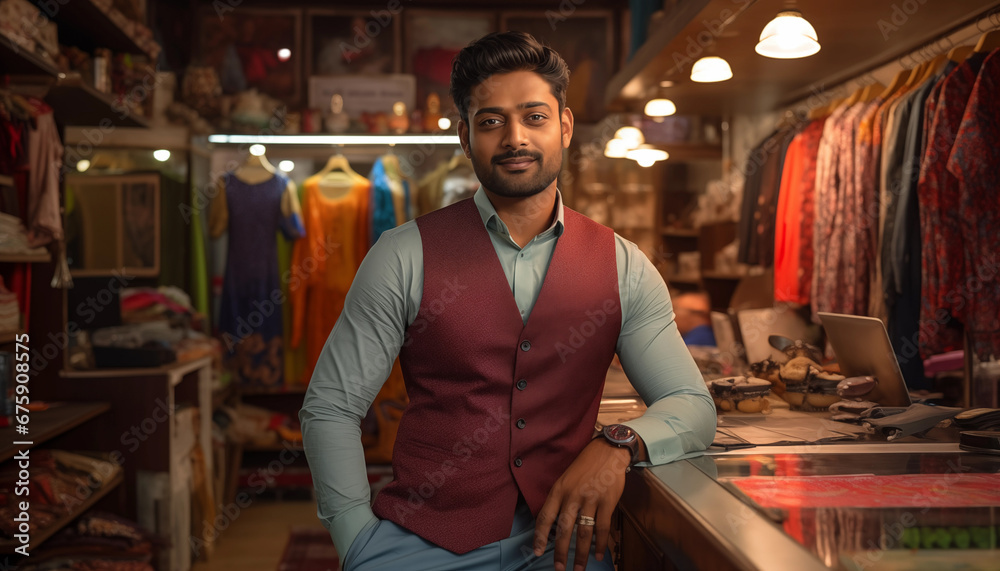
xmin=774 ymin=118 xmax=825 ymax=304
xmin=813 ymin=102 xmax=873 ymax=317
xmin=812 ymin=105 xmax=849 ymax=318
xmin=947 ymin=49 xmax=1000 ymax=360
xmin=917 ymin=54 xmax=988 ymax=357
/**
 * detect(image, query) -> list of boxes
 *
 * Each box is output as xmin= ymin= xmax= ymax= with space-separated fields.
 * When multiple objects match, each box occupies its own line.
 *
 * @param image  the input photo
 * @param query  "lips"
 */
xmin=498 ymin=158 xmax=535 ymax=170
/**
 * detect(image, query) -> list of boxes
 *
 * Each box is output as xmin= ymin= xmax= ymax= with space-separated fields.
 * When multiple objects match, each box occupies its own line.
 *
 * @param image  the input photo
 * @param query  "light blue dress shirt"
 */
xmin=300 ymin=188 xmax=716 ymax=561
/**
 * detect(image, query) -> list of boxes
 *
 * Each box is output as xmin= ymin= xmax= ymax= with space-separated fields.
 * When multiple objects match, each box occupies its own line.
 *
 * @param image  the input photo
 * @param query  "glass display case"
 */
xmin=707 ymin=451 xmax=1000 ymax=570
xmin=617 ymin=445 xmax=999 ymax=571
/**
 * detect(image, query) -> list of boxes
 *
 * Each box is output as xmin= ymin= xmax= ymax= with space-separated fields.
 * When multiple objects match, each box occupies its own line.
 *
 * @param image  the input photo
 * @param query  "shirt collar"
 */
xmin=473 ymin=186 xmax=565 ymax=238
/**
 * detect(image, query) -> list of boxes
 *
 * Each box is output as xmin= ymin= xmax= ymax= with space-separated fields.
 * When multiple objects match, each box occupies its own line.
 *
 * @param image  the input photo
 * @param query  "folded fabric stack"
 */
xmin=120 ymin=286 xmax=193 ymax=324
xmin=16 ymin=510 xmax=160 ymax=571
xmin=0 ymin=276 xmax=19 ymax=332
xmin=0 ymin=451 xmax=123 ymax=539
xmin=0 ymin=211 xmax=48 ymax=257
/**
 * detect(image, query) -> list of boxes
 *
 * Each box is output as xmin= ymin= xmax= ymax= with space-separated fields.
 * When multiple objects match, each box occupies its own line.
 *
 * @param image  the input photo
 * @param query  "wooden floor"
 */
xmin=191 ymin=500 xmax=326 ymax=571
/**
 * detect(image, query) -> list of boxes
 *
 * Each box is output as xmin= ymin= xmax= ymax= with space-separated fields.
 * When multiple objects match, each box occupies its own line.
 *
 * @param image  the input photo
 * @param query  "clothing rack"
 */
xmin=785 ymin=8 xmax=1000 ymax=113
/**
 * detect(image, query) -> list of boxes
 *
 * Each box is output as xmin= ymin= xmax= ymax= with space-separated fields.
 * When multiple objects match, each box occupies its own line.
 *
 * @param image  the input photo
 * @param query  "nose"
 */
xmin=502 ymin=120 xmax=529 ymax=149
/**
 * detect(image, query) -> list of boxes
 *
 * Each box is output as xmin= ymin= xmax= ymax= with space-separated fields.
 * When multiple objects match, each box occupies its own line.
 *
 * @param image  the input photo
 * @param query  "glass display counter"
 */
xmin=617 ymin=443 xmax=999 ymax=571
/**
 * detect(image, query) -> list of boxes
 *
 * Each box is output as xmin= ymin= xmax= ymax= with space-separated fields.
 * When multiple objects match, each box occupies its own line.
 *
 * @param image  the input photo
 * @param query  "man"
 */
xmin=300 ymin=32 xmax=716 ymax=571
xmin=673 ymin=291 xmax=717 ymax=347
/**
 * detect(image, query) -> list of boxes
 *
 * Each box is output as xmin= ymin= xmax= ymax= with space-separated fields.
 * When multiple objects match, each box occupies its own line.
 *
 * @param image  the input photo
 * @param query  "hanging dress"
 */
xmin=213 ymin=172 xmax=302 ymax=387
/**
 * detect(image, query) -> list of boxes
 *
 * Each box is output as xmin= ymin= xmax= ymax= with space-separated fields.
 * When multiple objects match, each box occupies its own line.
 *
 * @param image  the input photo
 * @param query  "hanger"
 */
xmin=316 ymin=153 xmax=363 ymax=182
xmin=974 ymin=15 xmax=1000 ymax=52
xmin=947 ymin=44 xmax=975 ymax=62
xmin=879 ymin=68 xmax=909 ymax=98
xmin=859 ymin=81 xmax=885 ymax=103
xmin=233 ymin=150 xmax=277 ymax=184
xmin=917 ymin=52 xmax=947 ymax=83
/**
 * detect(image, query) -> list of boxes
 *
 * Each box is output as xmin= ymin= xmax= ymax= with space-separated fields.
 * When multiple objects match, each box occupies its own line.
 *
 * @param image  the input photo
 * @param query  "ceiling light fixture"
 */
xmin=755 ymin=10 xmax=821 ymax=59
xmin=153 ymin=149 xmax=170 ymax=162
xmin=691 ymin=56 xmax=734 ymax=82
xmin=604 ymin=138 xmax=629 ymax=158
xmin=279 ymin=160 xmax=295 ymax=172
xmin=249 ymin=144 xmax=266 ymax=156
xmin=643 ymin=98 xmax=677 ymax=118
xmin=614 ymin=126 xmax=645 ymax=150
xmin=76 ymin=159 xmax=91 ymax=172
xmin=625 ymin=145 xmax=669 ymax=167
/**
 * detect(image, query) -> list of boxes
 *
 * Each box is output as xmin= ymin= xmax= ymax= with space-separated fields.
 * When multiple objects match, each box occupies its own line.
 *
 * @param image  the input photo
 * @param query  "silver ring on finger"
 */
xmin=576 ymin=515 xmax=596 ymax=526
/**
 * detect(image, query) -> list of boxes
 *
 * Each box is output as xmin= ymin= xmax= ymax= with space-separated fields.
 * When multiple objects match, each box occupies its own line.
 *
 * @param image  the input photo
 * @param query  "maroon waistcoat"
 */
xmin=371 ymin=197 xmax=622 ymax=553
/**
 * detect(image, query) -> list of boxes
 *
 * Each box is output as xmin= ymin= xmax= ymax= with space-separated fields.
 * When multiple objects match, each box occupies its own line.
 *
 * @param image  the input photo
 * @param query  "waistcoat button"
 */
xmin=520 ymin=340 xmax=531 ymax=351
xmin=516 ymin=418 xmax=526 ymax=429
xmin=514 ymin=457 xmax=523 ymax=467
xmin=517 ymin=379 xmax=527 ymax=390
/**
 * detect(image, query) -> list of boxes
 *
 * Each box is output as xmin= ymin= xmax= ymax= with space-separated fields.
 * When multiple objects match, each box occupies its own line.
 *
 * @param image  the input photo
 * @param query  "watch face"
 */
xmin=604 ymin=424 xmax=635 ymax=444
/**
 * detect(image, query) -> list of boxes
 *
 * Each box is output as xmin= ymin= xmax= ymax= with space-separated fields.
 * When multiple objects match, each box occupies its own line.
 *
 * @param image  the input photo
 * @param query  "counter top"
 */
xmin=629 ymin=443 xmax=1000 ymax=570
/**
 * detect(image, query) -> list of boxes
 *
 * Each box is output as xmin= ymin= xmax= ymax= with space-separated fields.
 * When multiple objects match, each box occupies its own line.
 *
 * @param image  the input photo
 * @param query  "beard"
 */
xmin=472 ymin=149 xmax=561 ymax=198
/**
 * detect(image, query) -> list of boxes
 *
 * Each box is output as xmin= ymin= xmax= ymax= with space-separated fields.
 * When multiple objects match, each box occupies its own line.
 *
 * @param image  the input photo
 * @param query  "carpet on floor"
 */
xmin=277 ymin=527 xmax=339 ymax=571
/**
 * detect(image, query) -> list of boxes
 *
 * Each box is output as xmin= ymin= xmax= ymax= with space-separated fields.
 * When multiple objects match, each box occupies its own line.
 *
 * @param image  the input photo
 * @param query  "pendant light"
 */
xmin=691 ymin=56 xmax=733 ymax=83
xmin=604 ymin=138 xmax=629 ymax=158
xmin=625 ymin=145 xmax=668 ymax=167
xmin=644 ymin=98 xmax=676 ymax=118
xmin=755 ymin=9 xmax=821 ymax=59
xmin=614 ymin=126 xmax=644 ymax=149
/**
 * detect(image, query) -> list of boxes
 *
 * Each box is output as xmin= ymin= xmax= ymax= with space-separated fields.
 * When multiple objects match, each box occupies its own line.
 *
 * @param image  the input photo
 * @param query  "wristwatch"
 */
xmin=601 ymin=424 xmax=640 ymax=467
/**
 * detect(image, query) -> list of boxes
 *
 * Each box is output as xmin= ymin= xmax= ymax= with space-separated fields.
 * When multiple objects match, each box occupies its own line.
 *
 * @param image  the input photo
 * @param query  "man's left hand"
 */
xmin=532 ymin=438 xmax=634 ymax=571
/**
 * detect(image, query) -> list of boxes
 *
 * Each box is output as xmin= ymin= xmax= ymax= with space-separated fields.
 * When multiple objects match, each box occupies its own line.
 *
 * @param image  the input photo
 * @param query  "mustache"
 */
xmin=491 ymin=150 xmax=542 ymax=165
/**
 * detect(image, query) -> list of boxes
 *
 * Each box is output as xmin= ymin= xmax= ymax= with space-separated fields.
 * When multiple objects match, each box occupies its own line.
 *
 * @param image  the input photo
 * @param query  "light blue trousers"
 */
xmin=343 ymin=499 xmax=615 ymax=571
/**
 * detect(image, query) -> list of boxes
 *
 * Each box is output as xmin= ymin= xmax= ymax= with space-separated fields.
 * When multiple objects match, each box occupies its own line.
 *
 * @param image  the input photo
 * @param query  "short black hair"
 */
xmin=449 ymin=31 xmax=570 ymax=124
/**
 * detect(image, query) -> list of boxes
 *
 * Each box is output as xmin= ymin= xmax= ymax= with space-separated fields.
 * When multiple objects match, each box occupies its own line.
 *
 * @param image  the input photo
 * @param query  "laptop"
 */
xmin=817 ymin=312 xmax=912 ymax=407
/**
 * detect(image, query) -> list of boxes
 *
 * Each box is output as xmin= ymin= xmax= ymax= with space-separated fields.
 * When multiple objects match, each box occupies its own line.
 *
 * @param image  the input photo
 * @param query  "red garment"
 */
xmin=947 ymin=49 xmax=1000 ymax=360
xmin=916 ymin=53 xmax=987 ymax=357
xmin=372 ymin=198 xmax=621 ymax=554
xmin=774 ymin=118 xmax=825 ymax=304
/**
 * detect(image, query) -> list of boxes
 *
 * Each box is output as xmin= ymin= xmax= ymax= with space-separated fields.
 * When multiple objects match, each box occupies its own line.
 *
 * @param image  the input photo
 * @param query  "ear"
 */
xmin=458 ymin=119 xmax=472 ymax=158
xmin=561 ymin=107 xmax=574 ymax=149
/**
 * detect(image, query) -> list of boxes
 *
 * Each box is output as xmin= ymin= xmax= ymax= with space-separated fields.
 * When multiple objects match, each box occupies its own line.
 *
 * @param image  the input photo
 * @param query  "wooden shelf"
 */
xmin=44 ymin=75 xmax=148 ymax=128
xmin=60 ymin=356 xmax=212 ymax=385
xmin=0 ymin=252 xmax=51 ymax=263
xmin=0 ymin=38 xmax=60 ymax=77
xmin=0 ymin=469 xmax=123 ymax=552
xmin=0 ymin=402 xmax=110 ymax=463
xmin=33 ymin=0 xmax=158 ymax=59
xmin=0 ymin=330 xmax=25 ymax=344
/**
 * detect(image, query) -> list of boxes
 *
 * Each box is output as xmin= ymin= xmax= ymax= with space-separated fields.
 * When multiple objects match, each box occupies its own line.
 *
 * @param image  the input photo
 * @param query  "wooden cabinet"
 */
xmin=34 ymin=357 xmax=214 ymax=570
xmin=0 ymin=402 xmax=121 ymax=557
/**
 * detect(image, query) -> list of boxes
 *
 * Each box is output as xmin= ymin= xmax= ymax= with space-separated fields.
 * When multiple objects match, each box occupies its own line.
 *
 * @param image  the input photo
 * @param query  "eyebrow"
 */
xmin=473 ymin=101 xmax=552 ymax=118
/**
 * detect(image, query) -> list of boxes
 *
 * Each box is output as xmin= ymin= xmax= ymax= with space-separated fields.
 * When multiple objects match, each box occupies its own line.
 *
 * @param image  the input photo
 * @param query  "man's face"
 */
xmin=458 ymin=71 xmax=573 ymax=199
xmin=673 ymin=295 xmax=711 ymax=335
